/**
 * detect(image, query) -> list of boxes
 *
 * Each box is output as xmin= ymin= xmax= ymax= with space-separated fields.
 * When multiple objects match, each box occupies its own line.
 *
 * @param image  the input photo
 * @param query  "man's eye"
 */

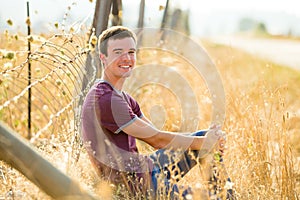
xmin=115 ymin=51 xmax=122 ymax=55
xmin=128 ymin=51 xmax=136 ymax=55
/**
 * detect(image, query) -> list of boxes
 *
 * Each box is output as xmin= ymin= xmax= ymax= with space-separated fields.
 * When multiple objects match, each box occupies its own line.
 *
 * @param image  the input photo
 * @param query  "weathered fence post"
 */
xmin=0 ymin=122 xmax=98 ymax=200
xmin=93 ymin=0 xmax=113 ymax=37
xmin=112 ymin=0 xmax=122 ymax=26
xmin=80 ymin=0 xmax=113 ymax=100
xmin=160 ymin=0 xmax=169 ymax=30
xmin=137 ymin=0 xmax=145 ymax=28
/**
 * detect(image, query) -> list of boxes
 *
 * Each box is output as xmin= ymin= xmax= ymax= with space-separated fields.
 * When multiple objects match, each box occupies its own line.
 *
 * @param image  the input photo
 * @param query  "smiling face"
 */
xmin=101 ymin=37 xmax=136 ymax=83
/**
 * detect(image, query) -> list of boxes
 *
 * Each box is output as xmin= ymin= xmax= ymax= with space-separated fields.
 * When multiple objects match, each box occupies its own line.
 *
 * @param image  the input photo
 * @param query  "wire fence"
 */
xmin=0 ymin=28 xmax=97 ymax=156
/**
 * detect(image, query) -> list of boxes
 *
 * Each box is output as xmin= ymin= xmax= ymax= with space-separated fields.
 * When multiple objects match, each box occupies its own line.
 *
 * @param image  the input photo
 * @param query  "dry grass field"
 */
xmin=200 ymin=40 xmax=300 ymax=199
xmin=0 ymin=30 xmax=300 ymax=200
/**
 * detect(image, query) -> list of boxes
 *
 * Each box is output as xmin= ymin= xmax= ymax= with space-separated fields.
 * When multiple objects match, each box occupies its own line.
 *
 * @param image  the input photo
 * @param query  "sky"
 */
xmin=187 ymin=0 xmax=300 ymax=16
xmin=0 ymin=0 xmax=300 ymax=36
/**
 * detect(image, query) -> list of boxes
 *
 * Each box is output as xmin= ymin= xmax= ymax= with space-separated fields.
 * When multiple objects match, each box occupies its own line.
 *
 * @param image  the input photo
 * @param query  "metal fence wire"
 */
xmin=0 ymin=31 xmax=97 ymax=158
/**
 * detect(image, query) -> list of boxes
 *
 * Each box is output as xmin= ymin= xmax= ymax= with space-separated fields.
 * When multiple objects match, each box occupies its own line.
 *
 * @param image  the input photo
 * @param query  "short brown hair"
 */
xmin=98 ymin=26 xmax=137 ymax=56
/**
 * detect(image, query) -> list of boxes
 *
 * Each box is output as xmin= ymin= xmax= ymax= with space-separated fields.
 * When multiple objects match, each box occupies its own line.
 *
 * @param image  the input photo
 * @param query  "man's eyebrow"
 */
xmin=112 ymin=48 xmax=136 ymax=52
xmin=112 ymin=48 xmax=123 ymax=52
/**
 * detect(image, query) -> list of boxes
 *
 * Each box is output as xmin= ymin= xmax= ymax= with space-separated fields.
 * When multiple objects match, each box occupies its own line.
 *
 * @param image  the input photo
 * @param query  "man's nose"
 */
xmin=121 ymin=52 xmax=131 ymax=60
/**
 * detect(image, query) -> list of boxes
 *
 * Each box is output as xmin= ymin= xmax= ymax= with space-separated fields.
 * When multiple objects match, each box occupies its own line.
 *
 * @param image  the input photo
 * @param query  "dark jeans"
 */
xmin=149 ymin=130 xmax=234 ymax=199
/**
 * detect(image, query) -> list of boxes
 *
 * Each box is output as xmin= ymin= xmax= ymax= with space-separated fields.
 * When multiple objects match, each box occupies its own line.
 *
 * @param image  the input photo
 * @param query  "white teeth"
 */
xmin=120 ymin=65 xmax=130 ymax=69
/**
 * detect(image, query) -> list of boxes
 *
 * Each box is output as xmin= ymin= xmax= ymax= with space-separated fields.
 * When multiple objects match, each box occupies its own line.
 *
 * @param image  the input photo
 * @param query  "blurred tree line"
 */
xmin=238 ymin=17 xmax=268 ymax=35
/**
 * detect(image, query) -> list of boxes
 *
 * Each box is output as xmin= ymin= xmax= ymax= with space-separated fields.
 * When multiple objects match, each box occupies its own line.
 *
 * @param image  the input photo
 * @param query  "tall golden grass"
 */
xmin=0 ymin=30 xmax=299 ymax=199
xmin=201 ymin=41 xmax=300 ymax=199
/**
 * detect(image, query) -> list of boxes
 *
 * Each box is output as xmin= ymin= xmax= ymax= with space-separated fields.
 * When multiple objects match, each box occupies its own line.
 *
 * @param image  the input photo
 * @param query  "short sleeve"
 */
xmin=125 ymin=93 xmax=143 ymax=118
xmin=99 ymin=91 xmax=138 ymax=134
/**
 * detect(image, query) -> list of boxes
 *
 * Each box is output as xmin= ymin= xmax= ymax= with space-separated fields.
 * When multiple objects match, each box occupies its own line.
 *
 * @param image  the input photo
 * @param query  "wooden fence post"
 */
xmin=0 ymin=122 xmax=98 ymax=200
xmin=80 ymin=0 xmax=113 ymax=105
xmin=137 ymin=0 xmax=145 ymax=28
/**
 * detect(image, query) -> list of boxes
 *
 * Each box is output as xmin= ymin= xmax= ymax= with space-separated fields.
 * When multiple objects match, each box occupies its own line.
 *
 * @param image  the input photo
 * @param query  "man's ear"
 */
xmin=99 ymin=53 xmax=106 ymax=66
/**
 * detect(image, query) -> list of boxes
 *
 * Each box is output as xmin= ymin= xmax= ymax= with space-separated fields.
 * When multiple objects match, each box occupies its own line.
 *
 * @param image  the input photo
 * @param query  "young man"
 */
xmin=81 ymin=26 xmax=227 ymax=198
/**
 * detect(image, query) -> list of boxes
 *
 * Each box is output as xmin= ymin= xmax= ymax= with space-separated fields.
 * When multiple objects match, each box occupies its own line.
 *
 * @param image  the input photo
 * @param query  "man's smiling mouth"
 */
xmin=119 ymin=65 xmax=131 ymax=69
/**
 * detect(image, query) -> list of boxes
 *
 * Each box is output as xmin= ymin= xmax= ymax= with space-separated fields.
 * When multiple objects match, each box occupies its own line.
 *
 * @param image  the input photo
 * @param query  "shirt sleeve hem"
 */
xmin=114 ymin=116 xmax=138 ymax=134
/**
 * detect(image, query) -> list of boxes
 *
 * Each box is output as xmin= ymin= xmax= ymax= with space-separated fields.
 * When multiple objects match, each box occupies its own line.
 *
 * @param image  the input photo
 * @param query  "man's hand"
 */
xmin=218 ymin=132 xmax=226 ymax=156
xmin=198 ymin=124 xmax=225 ymax=158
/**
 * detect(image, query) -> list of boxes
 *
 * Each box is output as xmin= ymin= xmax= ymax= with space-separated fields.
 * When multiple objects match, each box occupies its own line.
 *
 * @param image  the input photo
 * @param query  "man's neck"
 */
xmin=103 ymin=74 xmax=125 ymax=91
